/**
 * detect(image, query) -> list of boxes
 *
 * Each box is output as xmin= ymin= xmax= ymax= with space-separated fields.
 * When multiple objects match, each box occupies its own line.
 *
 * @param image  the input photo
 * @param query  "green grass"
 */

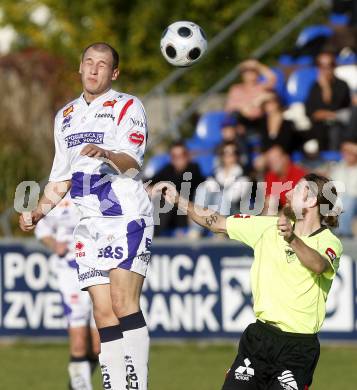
xmin=0 ymin=342 xmax=356 ymax=389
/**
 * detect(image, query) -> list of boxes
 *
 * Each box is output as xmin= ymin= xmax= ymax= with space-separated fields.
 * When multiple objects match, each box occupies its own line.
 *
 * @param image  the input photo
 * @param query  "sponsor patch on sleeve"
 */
xmin=325 ymin=247 xmax=337 ymax=262
xmin=128 ymin=131 xmax=144 ymax=146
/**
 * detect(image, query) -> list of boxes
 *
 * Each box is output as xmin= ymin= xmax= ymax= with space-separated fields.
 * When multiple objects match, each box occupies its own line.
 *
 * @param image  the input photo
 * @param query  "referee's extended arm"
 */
xmin=154 ymin=182 xmax=227 ymax=234
xmin=278 ymin=215 xmax=332 ymax=275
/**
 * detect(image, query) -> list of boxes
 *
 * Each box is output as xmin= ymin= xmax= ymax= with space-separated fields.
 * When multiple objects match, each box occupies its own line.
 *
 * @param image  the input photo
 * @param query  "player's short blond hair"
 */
xmin=81 ymin=42 xmax=119 ymax=69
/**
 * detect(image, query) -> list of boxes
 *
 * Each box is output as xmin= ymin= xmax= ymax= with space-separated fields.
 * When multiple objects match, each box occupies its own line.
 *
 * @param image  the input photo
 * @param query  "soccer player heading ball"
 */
xmin=19 ymin=42 xmax=154 ymax=389
xmin=156 ymin=173 xmax=342 ymax=390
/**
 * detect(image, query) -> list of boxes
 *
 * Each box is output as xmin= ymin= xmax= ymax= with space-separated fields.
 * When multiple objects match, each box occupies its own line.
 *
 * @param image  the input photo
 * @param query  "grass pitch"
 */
xmin=0 ymin=342 xmax=356 ymax=389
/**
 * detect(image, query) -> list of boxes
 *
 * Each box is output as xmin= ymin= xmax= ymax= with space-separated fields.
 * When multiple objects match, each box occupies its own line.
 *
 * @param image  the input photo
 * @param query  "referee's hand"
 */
xmin=277 ymin=215 xmax=295 ymax=243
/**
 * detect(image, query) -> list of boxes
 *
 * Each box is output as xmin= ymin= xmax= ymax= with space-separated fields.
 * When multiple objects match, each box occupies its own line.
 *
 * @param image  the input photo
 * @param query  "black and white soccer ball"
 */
xmin=160 ymin=21 xmax=207 ymax=67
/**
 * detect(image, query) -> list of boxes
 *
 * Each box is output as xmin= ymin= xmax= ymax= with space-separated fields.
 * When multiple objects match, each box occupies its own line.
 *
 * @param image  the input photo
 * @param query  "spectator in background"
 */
xmin=191 ymin=142 xmax=250 ymax=238
xmin=299 ymin=138 xmax=330 ymax=175
xmin=220 ymin=113 xmax=249 ymax=167
xmin=150 ymin=141 xmax=205 ymax=237
xmin=330 ymin=140 xmax=357 ymax=237
xmin=334 ymin=48 xmax=357 ymax=140
xmin=259 ymin=92 xmax=300 ymax=154
xmin=305 ymin=51 xmax=351 ymax=150
xmin=225 ymin=59 xmax=276 ymax=133
xmin=263 ymin=145 xmax=306 ymax=214
xmin=220 ymin=114 xmax=239 ymax=144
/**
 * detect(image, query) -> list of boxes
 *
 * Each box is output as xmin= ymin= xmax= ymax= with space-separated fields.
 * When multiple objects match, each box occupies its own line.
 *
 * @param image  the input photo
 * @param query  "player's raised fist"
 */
xmin=152 ymin=182 xmax=179 ymax=205
xmin=277 ymin=214 xmax=295 ymax=242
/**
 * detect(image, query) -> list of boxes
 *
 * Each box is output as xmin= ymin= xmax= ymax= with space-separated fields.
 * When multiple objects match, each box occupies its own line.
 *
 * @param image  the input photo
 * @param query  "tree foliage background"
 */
xmin=0 ymin=0 xmax=327 ymax=230
xmin=0 ymin=0 xmax=326 ymax=93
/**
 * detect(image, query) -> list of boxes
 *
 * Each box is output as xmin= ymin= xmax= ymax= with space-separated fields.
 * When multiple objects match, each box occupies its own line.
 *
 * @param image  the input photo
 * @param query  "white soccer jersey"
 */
xmin=35 ymin=196 xmax=80 ymax=247
xmin=49 ymin=89 xmax=153 ymax=219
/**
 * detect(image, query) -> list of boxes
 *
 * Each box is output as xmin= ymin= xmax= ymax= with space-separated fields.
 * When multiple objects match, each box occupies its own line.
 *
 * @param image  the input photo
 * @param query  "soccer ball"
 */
xmin=160 ymin=21 xmax=207 ymax=67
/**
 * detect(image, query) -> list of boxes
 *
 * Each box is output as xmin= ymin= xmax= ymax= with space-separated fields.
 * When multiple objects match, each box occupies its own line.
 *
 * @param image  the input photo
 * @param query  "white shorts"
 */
xmin=57 ymin=255 xmax=95 ymax=328
xmin=73 ymin=216 xmax=154 ymax=290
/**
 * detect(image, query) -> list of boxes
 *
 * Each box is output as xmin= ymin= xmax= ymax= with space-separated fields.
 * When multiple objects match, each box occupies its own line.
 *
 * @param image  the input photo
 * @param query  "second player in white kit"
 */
xmin=35 ymin=196 xmax=99 ymax=390
xmin=20 ymin=42 xmax=154 ymax=390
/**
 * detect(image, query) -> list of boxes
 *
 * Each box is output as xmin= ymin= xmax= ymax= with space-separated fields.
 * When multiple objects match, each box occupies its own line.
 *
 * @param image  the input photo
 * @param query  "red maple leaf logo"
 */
xmin=75 ymin=241 xmax=84 ymax=251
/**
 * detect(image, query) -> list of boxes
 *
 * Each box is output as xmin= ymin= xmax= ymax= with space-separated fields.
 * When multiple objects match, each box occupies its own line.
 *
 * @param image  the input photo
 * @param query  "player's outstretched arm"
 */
xmin=19 ymin=180 xmax=71 ymax=232
xmin=154 ymin=182 xmax=227 ymax=234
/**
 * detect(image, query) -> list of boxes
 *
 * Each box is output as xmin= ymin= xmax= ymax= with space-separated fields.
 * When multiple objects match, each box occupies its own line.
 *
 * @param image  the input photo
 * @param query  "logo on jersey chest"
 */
xmin=95 ymin=112 xmax=115 ymax=120
xmin=61 ymin=115 xmax=72 ymax=132
xmin=285 ymin=248 xmax=296 ymax=263
xmin=65 ymin=132 xmax=104 ymax=148
xmin=103 ymin=99 xmax=117 ymax=108
xmin=63 ymin=105 xmax=74 ymax=117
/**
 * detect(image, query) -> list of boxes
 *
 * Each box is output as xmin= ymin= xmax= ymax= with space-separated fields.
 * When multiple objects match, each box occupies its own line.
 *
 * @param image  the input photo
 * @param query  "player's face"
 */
xmin=79 ymin=48 xmax=119 ymax=96
xmin=285 ymin=179 xmax=316 ymax=219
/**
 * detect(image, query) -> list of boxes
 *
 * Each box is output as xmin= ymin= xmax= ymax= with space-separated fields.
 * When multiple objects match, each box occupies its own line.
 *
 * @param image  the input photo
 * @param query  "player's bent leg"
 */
xmin=110 ymin=268 xmax=149 ymax=390
xmin=88 ymin=284 xmax=127 ymax=389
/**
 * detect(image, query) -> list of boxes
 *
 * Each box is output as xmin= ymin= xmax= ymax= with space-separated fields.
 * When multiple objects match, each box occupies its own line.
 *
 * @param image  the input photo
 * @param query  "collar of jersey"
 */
xmin=292 ymin=223 xmax=327 ymax=238
xmin=79 ymin=88 xmax=116 ymax=108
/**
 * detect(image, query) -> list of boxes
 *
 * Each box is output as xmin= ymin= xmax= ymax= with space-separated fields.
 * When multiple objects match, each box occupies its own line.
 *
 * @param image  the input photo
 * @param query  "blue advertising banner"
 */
xmin=0 ymin=240 xmax=356 ymax=339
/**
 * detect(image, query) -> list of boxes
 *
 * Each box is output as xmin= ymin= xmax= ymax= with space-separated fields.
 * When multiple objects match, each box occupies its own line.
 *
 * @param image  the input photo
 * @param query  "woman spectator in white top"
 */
xmin=190 ymin=142 xmax=250 ymax=238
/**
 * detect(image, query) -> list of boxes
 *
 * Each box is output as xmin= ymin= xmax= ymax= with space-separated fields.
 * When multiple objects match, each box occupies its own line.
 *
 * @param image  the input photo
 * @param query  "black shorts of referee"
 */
xmin=222 ymin=320 xmax=320 ymax=390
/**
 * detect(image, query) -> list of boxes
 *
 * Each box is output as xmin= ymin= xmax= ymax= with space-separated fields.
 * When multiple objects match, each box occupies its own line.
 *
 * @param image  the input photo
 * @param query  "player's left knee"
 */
xmin=111 ymin=291 xmax=139 ymax=318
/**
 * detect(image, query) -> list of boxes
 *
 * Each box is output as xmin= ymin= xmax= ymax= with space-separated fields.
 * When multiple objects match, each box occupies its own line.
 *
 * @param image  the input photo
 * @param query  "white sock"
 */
xmin=120 ymin=311 xmax=150 ymax=390
xmin=68 ymin=358 xmax=92 ymax=390
xmin=98 ymin=325 xmax=128 ymax=389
